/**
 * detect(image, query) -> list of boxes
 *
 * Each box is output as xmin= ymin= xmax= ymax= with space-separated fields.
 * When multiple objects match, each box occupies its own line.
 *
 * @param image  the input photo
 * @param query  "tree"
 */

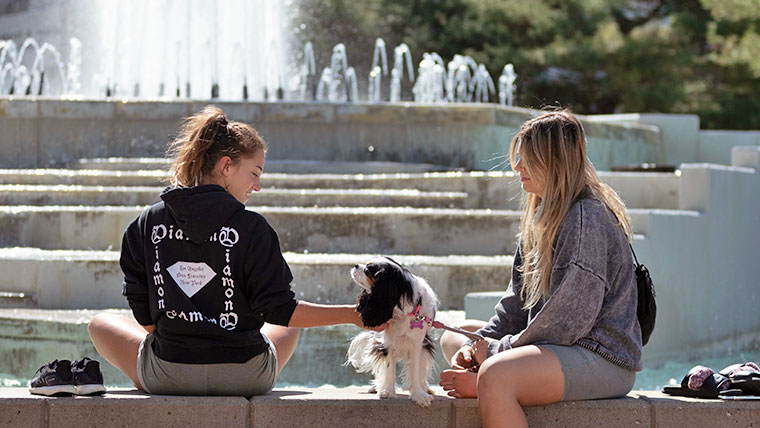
xmin=292 ymin=0 xmax=760 ymax=129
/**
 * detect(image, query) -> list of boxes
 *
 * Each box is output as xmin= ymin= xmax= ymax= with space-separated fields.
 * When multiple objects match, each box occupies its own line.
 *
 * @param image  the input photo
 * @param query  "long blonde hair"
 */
xmin=509 ymin=110 xmax=632 ymax=309
xmin=167 ymin=105 xmax=266 ymax=187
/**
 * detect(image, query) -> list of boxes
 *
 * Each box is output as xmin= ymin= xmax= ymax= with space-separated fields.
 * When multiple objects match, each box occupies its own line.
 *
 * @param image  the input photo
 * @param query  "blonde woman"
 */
xmin=439 ymin=111 xmax=642 ymax=428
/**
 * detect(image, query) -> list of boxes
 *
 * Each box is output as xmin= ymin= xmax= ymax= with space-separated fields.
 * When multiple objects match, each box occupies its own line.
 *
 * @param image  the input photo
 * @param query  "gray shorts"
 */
xmin=136 ymin=333 xmax=278 ymax=397
xmin=543 ymin=344 xmax=636 ymax=401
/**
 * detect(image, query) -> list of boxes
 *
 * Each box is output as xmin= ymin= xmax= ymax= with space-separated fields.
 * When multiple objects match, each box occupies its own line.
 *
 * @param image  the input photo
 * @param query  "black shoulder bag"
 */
xmin=631 ymin=244 xmax=656 ymax=346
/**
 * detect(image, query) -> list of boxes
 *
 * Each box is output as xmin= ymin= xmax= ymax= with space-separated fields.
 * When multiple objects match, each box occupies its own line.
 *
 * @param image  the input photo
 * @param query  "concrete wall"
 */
xmin=587 ymin=113 xmax=760 ymax=166
xmin=633 ymin=146 xmax=760 ymax=360
xmin=699 ymin=130 xmax=760 ymax=165
xmin=0 ymin=97 xmax=659 ymax=170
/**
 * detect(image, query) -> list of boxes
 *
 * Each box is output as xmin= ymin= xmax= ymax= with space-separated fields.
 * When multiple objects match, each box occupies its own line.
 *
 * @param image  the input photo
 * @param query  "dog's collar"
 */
xmin=407 ymin=304 xmax=437 ymax=330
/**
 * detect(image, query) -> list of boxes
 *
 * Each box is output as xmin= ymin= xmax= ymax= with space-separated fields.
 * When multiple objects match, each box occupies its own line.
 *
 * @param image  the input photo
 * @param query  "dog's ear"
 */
xmin=355 ymin=266 xmax=414 ymax=327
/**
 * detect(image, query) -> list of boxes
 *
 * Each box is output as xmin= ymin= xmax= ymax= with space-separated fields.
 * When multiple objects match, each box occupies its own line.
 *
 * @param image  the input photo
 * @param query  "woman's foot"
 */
xmin=439 ymin=369 xmax=478 ymax=398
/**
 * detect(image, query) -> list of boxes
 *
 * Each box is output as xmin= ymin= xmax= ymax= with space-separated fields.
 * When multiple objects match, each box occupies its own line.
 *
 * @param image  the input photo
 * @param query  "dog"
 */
xmin=346 ymin=256 xmax=438 ymax=407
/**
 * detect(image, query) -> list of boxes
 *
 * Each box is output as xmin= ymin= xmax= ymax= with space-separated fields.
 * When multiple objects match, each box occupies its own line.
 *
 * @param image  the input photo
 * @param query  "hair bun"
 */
xmin=213 ymin=114 xmax=228 ymax=128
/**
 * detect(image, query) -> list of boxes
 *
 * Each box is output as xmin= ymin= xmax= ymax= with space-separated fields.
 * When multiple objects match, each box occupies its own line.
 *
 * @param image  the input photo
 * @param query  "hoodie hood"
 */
xmin=160 ymin=185 xmax=245 ymax=244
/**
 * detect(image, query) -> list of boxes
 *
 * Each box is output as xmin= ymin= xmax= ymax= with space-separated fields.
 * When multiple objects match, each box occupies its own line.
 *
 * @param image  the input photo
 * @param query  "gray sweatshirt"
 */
xmin=478 ymin=196 xmax=643 ymax=371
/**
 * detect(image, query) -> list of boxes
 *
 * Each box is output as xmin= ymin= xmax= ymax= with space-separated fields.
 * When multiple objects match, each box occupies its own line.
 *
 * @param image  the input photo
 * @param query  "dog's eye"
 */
xmin=364 ymin=264 xmax=378 ymax=279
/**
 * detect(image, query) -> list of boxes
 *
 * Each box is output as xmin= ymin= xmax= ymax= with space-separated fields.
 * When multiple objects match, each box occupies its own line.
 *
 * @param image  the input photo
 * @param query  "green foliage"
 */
xmin=293 ymin=0 xmax=760 ymax=129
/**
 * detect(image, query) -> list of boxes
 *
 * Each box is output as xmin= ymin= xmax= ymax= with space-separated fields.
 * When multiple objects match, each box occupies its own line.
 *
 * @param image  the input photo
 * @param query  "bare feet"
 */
xmin=439 ymin=369 xmax=478 ymax=398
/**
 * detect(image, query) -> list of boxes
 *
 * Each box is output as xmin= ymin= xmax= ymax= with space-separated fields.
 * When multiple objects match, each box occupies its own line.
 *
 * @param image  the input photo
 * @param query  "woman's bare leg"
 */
xmin=476 ymin=345 xmax=564 ymax=428
xmin=88 ymin=313 xmax=151 ymax=390
xmin=260 ymin=323 xmax=300 ymax=374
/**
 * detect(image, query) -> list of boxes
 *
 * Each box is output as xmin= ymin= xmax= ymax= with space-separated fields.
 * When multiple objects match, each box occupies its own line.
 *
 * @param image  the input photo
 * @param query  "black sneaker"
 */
xmin=29 ymin=359 xmax=76 ymax=396
xmin=71 ymin=357 xmax=106 ymax=396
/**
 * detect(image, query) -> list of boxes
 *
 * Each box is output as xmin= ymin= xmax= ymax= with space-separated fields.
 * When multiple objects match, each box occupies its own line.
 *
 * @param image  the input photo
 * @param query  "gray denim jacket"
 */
xmin=478 ymin=196 xmax=643 ymax=371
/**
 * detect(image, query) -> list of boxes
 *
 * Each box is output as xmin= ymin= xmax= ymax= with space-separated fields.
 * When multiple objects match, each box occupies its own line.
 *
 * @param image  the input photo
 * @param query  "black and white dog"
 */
xmin=347 ymin=257 xmax=438 ymax=407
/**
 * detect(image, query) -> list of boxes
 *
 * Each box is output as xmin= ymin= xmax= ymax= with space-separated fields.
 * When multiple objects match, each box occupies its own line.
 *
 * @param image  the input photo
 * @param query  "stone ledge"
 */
xmin=1 ymin=387 xmax=758 ymax=428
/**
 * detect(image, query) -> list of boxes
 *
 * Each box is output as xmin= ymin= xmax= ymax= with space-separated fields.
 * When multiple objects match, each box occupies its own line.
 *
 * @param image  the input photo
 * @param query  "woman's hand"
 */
xmin=451 ymin=344 xmax=477 ymax=370
xmin=471 ymin=337 xmax=498 ymax=365
xmin=350 ymin=308 xmax=387 ymax=332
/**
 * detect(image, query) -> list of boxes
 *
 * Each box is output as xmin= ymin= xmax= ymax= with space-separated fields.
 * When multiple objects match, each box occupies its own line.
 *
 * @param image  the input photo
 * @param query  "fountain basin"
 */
xmin=0 ymin=99 xmax=660 ymax=171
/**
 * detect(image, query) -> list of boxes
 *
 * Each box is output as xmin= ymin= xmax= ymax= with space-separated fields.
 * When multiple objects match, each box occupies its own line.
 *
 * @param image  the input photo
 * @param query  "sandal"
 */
xmin=662 ymin=365 xmax=742 ymax=398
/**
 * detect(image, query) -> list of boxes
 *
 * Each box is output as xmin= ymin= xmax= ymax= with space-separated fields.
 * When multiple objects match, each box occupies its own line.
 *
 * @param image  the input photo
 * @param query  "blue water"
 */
xmin=635 ymin=349 xmax=760 ymax=390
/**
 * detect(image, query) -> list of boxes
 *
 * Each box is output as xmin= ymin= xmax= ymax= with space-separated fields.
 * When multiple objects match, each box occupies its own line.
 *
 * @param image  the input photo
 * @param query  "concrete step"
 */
xmin=2 ymin=387 xmax=755 ymax=428
xmin=0 ymin=205 xmax=525 ymax=255
xmin=0 ymin=204 xmax=664 ymax=255
xmin=0 ymin=291 xmax=37 ymax=308
xmin=0 ymin=248 xmax=513 ymax=309
xmin=0 ymin=185 xmax=468 ymax=208
xmin=75 ymin=158 xmax=452 ymax=174
xmin=0 ymin=168 xmax=170 ymax=186
xmin=0 ymin=169 xmax=680 ymax=210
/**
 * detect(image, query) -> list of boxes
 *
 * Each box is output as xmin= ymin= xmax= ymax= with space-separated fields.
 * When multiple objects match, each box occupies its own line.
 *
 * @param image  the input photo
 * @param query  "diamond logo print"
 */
xmin=166 ymin=262 xmax=217 ymax=298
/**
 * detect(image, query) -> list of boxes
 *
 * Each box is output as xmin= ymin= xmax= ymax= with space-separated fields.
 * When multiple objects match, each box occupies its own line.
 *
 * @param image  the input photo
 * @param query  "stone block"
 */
xmin=335 ymin=104 xmax=408 ymax=124
xmin=0 ymin=388 xmax=44 ymax=428
xmin=523 ymin=396 xmax=650 ymax=428
xmin=449 ymin=393 xmax=651 ymax=428
xmin=0 ymin=97 xmax=41 ymax=168
xmin=189 ymin=101 xmax=264 ymax=124
xmin=465 ymin=291 xmax=505 ymax=321
xmin=643 ymin=391 xmax=760 ymax=428
xmin=451 ymin=398 xmax=481 ymax=428
xmin=114 ymin=101 xmax=187 ymax=121
xmin=263 ymin=103 xmax=335 ymax=123
xmin=46 ymin=392 xmax=249 ymax=428
xmin=0 ymin=116 xmax=39 ymax=168
xmin=732 ymin=145 xmax=760 ymax=170
xmin=403 ymin=104 xmax=495 ymax=126
xmin=333 ymin=122 xmax=408 ymax=163
xmin=38 ymin=100 xmax=114 ymax=120
xmin=493 ymin=106 xmax=533 ymax=127
xmin=37 ymin=117 xmax=114 ymax=167
xmin=249 ymin=387 xmax=452 ymax=428
xmin=0 ymin=98 xmax=38 ymax=118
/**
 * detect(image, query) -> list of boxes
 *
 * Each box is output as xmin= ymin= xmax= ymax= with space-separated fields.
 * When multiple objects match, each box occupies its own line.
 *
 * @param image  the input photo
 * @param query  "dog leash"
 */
xmin=407 ymin=304 xmax=485 ymax=342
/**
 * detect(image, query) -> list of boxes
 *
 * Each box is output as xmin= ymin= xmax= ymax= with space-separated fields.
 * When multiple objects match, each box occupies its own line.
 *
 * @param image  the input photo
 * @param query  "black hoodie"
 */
xmin=121 ymin=185 xmax=298 ymax=364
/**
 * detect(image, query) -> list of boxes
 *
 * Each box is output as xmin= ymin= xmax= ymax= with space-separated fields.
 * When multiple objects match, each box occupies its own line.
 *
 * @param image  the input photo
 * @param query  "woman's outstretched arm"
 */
xmin=288 ymin=301 xmax=372 ymax=329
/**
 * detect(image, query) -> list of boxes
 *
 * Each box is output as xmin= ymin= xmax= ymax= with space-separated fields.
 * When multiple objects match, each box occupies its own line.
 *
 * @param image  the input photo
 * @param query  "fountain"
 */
xmin=1 ymin=0 xmax=292 ymax=101
xmin=499 ymin=64 xmax=517 ymax=107
xmin=367 ymin=38 xmax=388 ymax=103
xmin=1 ymin=0 xmax=516 ymax=106
xmin=1 ymin=0 xmax=758 ymax=397
xmin=0 ymin=38 xmax=68 ymax=96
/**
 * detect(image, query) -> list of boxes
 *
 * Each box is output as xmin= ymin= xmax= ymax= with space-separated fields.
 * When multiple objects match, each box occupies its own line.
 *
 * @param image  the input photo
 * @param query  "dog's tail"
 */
xmin=346 ymin=331 xmax=381 ymax=373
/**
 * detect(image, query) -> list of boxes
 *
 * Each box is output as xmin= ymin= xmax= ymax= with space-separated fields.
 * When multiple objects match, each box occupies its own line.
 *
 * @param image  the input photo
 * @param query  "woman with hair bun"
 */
xmin=88 ymin=105 xmax=378 ymax=396
xmin=439 ymin=110 xmax=642 ymax=428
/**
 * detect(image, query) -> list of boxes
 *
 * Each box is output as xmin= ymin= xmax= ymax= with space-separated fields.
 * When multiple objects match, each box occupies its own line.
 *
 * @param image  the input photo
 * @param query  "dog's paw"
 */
xmin=410 ymin=391 xmax=434 ymax=407
xmin=378 ymin=389 xmax=396 ymax=399
xmin=367 ymin=385 xmax=377 ymax=394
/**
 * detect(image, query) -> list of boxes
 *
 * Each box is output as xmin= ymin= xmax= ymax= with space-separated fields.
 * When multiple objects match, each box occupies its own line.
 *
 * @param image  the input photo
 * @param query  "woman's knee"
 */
xmin=439 ymin=330 xmax=461 ymax=357
xmin=477 ymin=347 xmax=564 ymax=406
xmin=88 ymin=313 xmax=111 ymax=339
xmin=477 ymin=354 xmax=516 ymax=398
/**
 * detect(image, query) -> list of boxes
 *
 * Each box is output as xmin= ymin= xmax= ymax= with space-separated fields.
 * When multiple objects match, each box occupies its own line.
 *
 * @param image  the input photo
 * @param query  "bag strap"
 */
xmin=629 ymin=243 xmax=640 ymax=267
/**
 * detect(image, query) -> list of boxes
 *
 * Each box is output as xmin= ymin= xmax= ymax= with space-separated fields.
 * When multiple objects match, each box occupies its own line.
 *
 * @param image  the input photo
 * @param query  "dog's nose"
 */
xmin=354 ymin=264 xmax=359 ymax=269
